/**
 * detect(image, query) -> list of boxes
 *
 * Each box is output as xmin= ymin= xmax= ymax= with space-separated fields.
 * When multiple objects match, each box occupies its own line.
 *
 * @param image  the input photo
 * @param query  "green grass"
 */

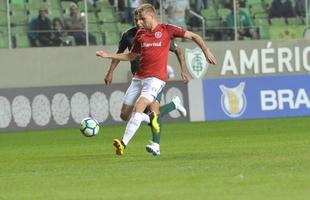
xmin=0 ymin=118 xmax=310 ymax=200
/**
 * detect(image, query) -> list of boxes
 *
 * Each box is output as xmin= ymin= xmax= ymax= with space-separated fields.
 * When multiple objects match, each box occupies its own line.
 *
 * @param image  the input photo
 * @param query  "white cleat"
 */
xmin=146 ymin=141 xmax=160 ymax=156
xmin=172 ymin=96 xmax=187 ymax=117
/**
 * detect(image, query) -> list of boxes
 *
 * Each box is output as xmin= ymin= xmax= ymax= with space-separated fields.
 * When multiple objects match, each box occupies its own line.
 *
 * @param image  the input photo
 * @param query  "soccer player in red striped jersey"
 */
xmin=96 ymin=3 xmax=217 ymax=156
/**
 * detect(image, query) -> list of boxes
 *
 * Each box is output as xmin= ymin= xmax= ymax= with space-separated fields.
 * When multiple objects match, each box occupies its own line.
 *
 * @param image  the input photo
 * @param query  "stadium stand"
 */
xmin=198 ymin=0 xmax=309 ymax=40
xmin=0 ymin=0 xmax=309 ymax=48
xmin=0 ymin=0 xmax=122 ymax=48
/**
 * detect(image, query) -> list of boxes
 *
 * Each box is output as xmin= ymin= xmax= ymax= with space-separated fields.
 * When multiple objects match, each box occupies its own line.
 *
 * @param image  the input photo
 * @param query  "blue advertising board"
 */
xmin=203 ymin=75 xmax=310 ymax=120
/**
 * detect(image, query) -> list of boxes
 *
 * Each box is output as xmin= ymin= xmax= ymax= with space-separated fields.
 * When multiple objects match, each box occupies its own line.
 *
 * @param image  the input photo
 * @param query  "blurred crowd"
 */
xmin=28 ymin=2 xmax=96 ymax=47
xmin=117 ymin=0 xmax=309 ymax=41
xmin=24 ymin=0 xmax=310 ymax=47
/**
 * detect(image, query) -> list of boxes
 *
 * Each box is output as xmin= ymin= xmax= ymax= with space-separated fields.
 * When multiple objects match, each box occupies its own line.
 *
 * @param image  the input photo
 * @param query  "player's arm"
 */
xmin=98 ymin=50 xmax=138 ymax=84
xmin=105 ymin=30 xmax=137 ymax=84
xmin=174 ymin=46 xmax=190 ymax=82
xmin=96 ymin=51 xmax=139 ymax=61
xmin=97 ymin=36 xmax=140 ymax=61
xmin=97 ymin=32 xmax=140 ymax=71
xmin=104 ymin=59 xmax=120 ymax=84
xmin=104 ymin=35 xmax=128 ymax=84
xmin=183 ymin=31 xmax=218 ymax=65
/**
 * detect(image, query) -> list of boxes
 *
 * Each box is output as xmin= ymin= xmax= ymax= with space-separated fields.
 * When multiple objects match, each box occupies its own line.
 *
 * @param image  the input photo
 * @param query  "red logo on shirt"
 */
xmin=155 ymin=31 xmax=162 ymax=39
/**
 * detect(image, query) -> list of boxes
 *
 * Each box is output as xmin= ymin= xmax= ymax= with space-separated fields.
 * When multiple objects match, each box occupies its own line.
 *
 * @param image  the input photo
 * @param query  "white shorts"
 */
xmin=123 ymin=77 xmax=166 ymax=106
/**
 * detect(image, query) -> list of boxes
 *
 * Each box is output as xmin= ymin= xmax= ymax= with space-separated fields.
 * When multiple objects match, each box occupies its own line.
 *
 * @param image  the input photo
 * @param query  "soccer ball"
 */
xmin=80 ymin=117 xmax=99 ymax=137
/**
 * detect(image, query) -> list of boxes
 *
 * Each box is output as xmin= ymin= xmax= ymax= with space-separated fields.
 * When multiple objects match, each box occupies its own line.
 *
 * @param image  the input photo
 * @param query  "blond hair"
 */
xmin=137 ymin=3 xmax=156 ymax=16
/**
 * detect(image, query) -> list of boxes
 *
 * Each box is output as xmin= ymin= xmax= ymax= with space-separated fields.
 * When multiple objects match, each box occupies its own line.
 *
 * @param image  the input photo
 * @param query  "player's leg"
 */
xmin=146 ymin=100 xmax=161 ymax=156
xmin=120 ymin=79 xmax=151 ymax=122
xmin=159 ymin=96 xmax=187 ymax=117
xmin=122 ymin=78 xmax=165 ymax=146
xmin=120 ymin=104 xmax=134 ymax=121
xmin=114 ymin=78 xmax=165 ymax=155
xmin=114 ymin=92 xmax=154 ymax=155
xmin=145 ymin=94 xmax=186 ymax=156
xmin=146 ymin=91 xmax=163 ymax=134
xmin=150 ymin=93 xmax=162 ymax=143
xmin=113 ymin=78 xmax=141 ymax=155
xmin=113 ymin=96 xmax=151 ymax=156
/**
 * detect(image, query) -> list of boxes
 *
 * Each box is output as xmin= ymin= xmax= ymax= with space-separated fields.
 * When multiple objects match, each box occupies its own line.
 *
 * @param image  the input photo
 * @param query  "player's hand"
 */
xmin=205 ymin=49 xmax=217 ymax=65
xmin=104 ymin=72 xmax=113 ymax=85
xmin=96 ymin=50 xmax=109 ymax=58
xmin=181 ymin=71 xmax=190 ymax=83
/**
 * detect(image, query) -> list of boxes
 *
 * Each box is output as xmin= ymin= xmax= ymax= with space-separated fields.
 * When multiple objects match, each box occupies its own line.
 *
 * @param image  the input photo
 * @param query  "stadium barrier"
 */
xmin=188 ymin=75 xmax=310 ymax=121
xmin=187 ymin=39 xmax=310 ymax=121
xmin=0 ymin=81 xmax=189 ymax=132
xmin=1 ymin=40 xmax=309 ymax=89
xmin=1 ymin=39 xmax=310 ymax=131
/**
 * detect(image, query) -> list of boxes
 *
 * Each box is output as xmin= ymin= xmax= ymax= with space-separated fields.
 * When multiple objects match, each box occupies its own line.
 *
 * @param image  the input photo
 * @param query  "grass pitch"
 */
xmin=0 ymin=118 xmax=310 ymax=200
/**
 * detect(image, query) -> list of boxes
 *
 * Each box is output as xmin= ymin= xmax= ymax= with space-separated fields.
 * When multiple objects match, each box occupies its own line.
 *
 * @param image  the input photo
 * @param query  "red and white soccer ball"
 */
xmin=80 ymin=117 xmax=99 ymax=137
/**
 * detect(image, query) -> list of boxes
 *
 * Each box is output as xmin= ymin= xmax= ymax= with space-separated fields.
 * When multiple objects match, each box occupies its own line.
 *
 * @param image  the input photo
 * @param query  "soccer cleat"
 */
xmin=149 ymin=111 xmax=160 ymax=133
xmin=146 ymin=141 xmax=160 ymax=156
xmin=172 ymin=96 xmax=187 ymax=117
xmin=113 ymin=139 xmax=125 ymax=156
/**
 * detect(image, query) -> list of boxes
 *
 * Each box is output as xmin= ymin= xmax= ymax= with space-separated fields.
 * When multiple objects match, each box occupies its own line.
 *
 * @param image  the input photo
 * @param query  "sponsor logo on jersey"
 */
xmin=142 ymin=41 xmax=162 ymax=47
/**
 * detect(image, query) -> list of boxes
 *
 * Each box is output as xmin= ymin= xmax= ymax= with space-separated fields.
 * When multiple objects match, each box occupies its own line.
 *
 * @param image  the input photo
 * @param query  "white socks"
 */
xmin=122 ymin=112 xmax=142 ymax=146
